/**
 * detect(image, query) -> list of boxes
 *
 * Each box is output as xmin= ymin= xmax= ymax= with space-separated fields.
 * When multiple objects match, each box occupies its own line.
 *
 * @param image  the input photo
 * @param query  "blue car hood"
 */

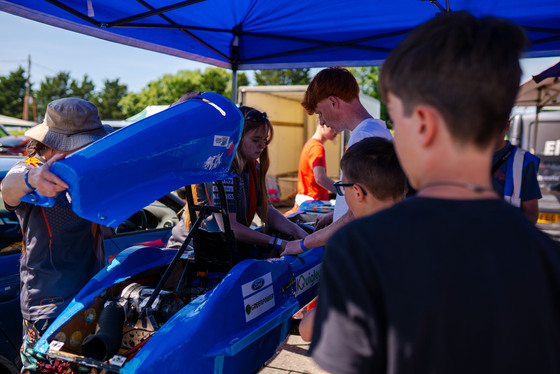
xmin=22 ymin=92 xmax=243 ymax=227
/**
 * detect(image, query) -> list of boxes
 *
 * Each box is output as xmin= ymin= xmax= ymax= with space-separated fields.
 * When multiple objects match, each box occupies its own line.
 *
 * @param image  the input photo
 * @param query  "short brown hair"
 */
xmin=302 ymin=67 xmax=360 ymax=115
xmin=379 ymin=12 xmax=527 ymax=149
xmin=341 ymin=137 xmax=406 ymax=200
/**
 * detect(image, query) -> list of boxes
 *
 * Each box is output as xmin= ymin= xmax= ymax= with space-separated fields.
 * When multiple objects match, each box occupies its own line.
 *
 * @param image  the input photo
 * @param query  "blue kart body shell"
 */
xmin=24 ymin=92 xmax=324 ymax=373
xmin=35 ymin=245 xmax=323 ymax=373
xmin=21 ymin=92 xmax=243 ymax=228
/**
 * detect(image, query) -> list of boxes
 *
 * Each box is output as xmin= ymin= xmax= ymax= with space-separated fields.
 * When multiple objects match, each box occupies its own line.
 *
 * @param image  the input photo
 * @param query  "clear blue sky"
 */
xmin=0 ymin=11 xmax=213 ymax=92
xmin=0 ymin=10 xmax=558 ymax=94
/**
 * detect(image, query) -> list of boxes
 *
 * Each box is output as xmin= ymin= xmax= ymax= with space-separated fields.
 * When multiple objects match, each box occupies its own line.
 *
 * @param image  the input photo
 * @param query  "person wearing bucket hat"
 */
xmin=1 ymin=97 xmax=111 ymax=373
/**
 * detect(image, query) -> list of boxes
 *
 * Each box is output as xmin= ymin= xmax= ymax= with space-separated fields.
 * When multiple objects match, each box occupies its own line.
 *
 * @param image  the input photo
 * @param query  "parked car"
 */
xmin=0 ymin=155 xmax=184 ymax=373
xmin=0 ymin=135 xmax=31 ymax=156
xmin=0 ymin=123 xmax=31 ymax=156
xmin=0 ymin=156 xmax=25 ymax=374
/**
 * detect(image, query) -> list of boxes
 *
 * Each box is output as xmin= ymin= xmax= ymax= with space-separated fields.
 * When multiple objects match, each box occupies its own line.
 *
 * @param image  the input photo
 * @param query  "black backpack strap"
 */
xmin=492 ymin=144 xmax=515 ymax=174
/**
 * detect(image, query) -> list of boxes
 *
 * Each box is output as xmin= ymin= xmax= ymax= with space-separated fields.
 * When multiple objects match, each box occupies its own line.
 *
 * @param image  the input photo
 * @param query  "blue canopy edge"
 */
xmin=21 ymin=92 xmax=243 ymax=227
xmin=1 ymin=0 xmax=560 ymax=71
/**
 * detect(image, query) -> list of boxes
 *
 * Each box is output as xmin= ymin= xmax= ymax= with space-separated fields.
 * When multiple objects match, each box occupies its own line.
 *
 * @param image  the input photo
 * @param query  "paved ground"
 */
xmin=259 ymin=334 xmax=321 ymax=374
xmin=259 ymin=203 xmax=321 ymax=373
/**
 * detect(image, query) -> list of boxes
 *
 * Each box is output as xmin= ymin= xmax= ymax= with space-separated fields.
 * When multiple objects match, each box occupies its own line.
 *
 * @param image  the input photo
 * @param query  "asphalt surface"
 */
xmin=258 ymin=204 xmax=322 ymax=373
xmin=259 ymin=334 xmax=321 ymax=374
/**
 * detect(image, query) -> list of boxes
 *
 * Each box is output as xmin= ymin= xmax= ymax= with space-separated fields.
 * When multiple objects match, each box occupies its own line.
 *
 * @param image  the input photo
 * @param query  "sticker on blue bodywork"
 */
xmin=243 ymin=286 xmax=275 ymax=322
xmin=213 ymin=135 xmax=230 ymax=147
xmin=296 ymin=263 xmax=321 ymax=296
xmin=241 ymin=272 xmax=272 ymax=298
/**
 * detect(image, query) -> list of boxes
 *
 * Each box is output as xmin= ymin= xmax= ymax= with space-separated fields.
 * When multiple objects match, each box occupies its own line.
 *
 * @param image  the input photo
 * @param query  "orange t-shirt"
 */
xmin=297 ymin=138 xmax=329 ymax=201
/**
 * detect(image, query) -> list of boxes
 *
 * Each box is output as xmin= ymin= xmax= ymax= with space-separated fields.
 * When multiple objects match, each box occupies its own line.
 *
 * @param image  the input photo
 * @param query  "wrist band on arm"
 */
xmin=274 ymin=238 xmax=283 ymax=250
xmin=24 ymin=170 xmax=35 ymax=191
xmin=300 ymin=239 xmax=309 ymax=252
xmin=268 ymin=235 xmax=276 ymax=247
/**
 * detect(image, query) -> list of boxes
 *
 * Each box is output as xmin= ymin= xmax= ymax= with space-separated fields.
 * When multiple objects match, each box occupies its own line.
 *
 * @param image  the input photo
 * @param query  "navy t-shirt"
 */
xmin=209 ymin=164 xmax=261 ymax=227
xmin=492 ymin=141 xmax=541 ymax=201
xmin=311 ymin=197 xmax=560 ymax=374
xmin=5 ymin=158 xmax=104 ymax=321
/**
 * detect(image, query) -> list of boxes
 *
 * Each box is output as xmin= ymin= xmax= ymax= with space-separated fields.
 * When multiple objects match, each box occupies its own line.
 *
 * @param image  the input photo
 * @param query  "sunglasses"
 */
xmin=244 ymin=109 xmax=268 ymax=122
xmin=333 ymin=180 xmax=368 ymax=196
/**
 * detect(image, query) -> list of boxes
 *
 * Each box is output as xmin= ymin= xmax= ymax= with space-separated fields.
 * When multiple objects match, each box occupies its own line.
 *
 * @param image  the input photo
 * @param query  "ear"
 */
xmin=413 ymin=105 xmax=440 ymax=148
xmin=327 ymin=95 xmax=339 ymax=109
xmin=353 ymin=184 xmax=367 ymax=202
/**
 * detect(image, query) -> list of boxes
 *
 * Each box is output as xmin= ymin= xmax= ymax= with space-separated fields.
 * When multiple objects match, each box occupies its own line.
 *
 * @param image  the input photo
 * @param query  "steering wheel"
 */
xmin=115 ymin=209 xmax=148 ymax=233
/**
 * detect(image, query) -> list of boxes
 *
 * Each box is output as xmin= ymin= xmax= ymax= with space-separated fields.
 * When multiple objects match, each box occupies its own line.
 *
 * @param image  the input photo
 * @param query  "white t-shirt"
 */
xmin=333 ymin=118 xmax=393 ymax=221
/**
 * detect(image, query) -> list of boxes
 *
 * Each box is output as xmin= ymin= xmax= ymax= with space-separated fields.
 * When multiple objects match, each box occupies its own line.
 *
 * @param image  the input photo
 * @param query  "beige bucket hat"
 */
xmin=25 ymin=98 xmax=112 ymax=151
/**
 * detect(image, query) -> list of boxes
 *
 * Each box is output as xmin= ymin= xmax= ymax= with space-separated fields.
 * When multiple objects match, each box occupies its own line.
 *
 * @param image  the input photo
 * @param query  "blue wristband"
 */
xmin=300 ymin=239 xmax=309 ymax=252
xmin=274 ymin=238 xmax=283 ymax=250
xmin=24 ymin=170 xmax=35 ymax=191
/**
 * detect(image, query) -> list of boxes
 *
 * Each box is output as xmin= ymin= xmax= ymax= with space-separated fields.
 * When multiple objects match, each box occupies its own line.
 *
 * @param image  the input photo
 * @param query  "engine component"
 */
xmin=82 ymin=299 xmax=127 ymax=361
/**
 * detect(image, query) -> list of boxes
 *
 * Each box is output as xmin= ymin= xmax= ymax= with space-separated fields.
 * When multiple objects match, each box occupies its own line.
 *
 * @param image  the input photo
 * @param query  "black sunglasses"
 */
xmin=333 ymin=180 xmax=368 ymax=196
xmin=244 ymin=109 xmax=268 ymax=122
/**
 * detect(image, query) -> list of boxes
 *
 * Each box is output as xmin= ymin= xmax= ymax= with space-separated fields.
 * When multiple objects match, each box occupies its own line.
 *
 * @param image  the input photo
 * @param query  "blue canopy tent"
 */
xmin=515 ymin=59 xmax=560 ymax=152
xmin=1 ymin=0 xmax=560 ymax=101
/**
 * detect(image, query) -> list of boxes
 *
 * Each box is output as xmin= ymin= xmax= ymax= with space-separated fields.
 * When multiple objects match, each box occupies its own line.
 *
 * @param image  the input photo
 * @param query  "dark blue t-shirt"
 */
xmin=311 ymin=197 xmax=560 ymax=374
xmin=5 ymin=158 xmax=104 ymax=321
xmin=492 ymin=141 xmax=541 ymax=201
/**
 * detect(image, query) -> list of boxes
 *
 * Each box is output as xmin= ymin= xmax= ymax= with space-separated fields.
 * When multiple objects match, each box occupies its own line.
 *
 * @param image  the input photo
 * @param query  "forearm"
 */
xmin=304 ymin=210 xmax=354 ymax=248
xmin=521 ymin=199 xmax=539 ymax=224
xmin=2 ymin=154 xmax=68 ymax=207
xmin=1 ymin=172 xmax=32 ymax=207
xmin=231 ymin=220 xmax=276 ymax=247
xmin=313 ymin=166 xmax=336 ymax=194
xmin=216 ymin=212 xmax=283 ymax=248
xmin=266 ymin=205 xmax=307 ymax=239
xmin=316 ymin=174 xmax=336 ymax=194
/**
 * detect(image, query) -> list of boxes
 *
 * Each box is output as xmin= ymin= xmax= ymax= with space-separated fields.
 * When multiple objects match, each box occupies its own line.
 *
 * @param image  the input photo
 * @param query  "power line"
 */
xmin=0 ymin=59 xmax=27 ymax=63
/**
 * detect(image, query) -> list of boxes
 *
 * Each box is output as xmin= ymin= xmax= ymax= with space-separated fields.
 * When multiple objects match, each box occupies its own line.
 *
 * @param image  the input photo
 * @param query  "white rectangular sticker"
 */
xmin=244 ymin=286 xmax=275 ymax=322
xmin=295 ymin=263 xmax=321 ymax=296
xmin=213 ymin=135 xmax=230 ymax=147
xmin=49 ymin=340 xmax=64 ymax=351
xmin=241 ymin=272 xmax=273 ymax=298
xmin=110 ymin=355 xmax=127 ymax=367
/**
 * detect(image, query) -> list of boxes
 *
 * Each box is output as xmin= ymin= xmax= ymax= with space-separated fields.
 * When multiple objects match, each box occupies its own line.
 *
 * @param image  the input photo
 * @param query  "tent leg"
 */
xmin=231 ymin=69 xmax=238 ymax=104
xmin=531 ymin=88 xmax=543 ymax=154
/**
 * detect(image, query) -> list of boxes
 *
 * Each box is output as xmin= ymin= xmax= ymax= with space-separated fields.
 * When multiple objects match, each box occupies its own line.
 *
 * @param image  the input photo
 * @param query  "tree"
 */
xmin=69 ymin=75 xmax=95 ymax=101
xmin=35 ymin=72 xmax=96 ymax=119
xmin=120 ymin=67 xmax=248 ymax=117
xmin=348 ymin=66 xmax=389 ymax=125
xmin=0 ymin=67 xmax=27 ymax=118
xmin=254 ymin=69 xmax=310 ymax=86
xmin=237 ymin=73 xmax=250 ymax=88
xmin=92 ymin=79 xmax=128 ymax=120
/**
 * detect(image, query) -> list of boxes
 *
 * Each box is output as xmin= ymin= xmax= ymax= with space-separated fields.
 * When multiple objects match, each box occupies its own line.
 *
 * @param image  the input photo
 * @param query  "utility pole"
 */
xmin=23 ymin=54 xmax=37 ymax=122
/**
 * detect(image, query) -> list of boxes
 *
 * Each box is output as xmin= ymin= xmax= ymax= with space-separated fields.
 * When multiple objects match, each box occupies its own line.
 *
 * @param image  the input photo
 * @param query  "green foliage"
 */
xmin=348 ymin=66 xmax=390 ymax=125
xmin=237 ymin=72 xmax=250 ymax=88
xmin=119 ymin=67 xmax=245 ymax=117
xmin=1 ymin=65 xmax=249 ymax=121
xmin=35 ymin=72 xmax=96 ymax=119
xmin=0 ymin=67 xmax=27 ymax=118
xmin=70 ymin=75 xmax=95 ymax=101
xmin=254 ymin=69 xmax=310 ymax=85
xmin=92 ymin=79 xmax=128 ymax=120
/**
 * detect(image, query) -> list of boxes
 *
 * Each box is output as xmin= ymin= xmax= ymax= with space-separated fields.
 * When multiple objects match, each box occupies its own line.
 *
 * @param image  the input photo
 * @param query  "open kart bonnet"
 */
xmin=21 ymin=92 xmax=243 ymax=228
xmin=18 ymin=91 xmax=324 ymax=373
